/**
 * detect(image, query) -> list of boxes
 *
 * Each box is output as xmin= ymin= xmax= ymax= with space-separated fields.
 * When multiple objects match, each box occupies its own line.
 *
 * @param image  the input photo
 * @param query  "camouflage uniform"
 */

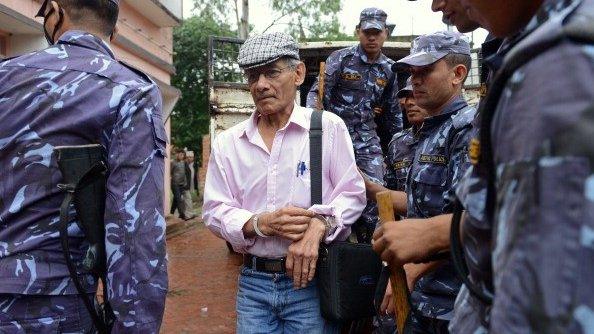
xmin=307 ymin=9 xmax=402 ymax=241
xmin=403 ymin=97 xmax=475 ymax=323
xmin=456 ymin=0 xmax=594 ymax=332
xmin=391 ymin=32 xmax=476 ymax=331
xmin=385 ymin=128 xmax=416 ymax=193
xmin=448 ymin=35 xmax=503 ymax=334
xmin=0 ymin=30 xmax=168 ymax=333
xmin=385 ymin=79 xmax=416 ymax=193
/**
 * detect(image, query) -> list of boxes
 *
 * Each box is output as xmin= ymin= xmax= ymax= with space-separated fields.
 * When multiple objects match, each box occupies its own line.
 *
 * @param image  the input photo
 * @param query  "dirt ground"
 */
xmin=162 ymin=217 xmax=241 ymax=334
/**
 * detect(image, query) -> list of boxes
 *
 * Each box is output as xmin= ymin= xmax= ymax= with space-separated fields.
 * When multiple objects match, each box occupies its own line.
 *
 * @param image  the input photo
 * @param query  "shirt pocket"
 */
xmin=412 ymin=164 xmax=447 ymax=212
xmin=151 ymin=113 xmax=168 ymax=158
xmin=291 ymin=167 xmax=312 ymax=208
xmin=0 ymin=317 xmax=60 ymax=334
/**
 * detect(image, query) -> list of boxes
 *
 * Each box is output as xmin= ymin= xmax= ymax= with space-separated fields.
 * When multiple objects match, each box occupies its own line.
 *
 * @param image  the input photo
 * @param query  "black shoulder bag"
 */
xmin=310 ymin=111 xmax=384 ymax=322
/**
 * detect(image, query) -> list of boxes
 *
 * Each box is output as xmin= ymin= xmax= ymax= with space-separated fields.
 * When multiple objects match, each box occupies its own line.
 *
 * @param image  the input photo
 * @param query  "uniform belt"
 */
xmin=243 ymin=254 xmax=286 ymax=273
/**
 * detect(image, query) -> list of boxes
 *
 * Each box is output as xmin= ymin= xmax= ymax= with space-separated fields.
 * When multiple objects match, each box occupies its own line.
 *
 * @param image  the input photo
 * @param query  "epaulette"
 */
xmin=388 ymin=127 xmax=412 ymax=146
xmin=452 ymin=106 xmax=477 ymax=130
xmin=118 ymin=60 xmax=154 ymax=85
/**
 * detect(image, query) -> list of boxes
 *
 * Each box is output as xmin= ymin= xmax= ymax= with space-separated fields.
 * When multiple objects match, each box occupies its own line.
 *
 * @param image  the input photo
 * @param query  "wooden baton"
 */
xmin=376 ymin=191 xmax=410 ymax=334
xmin=317 ymin=62 xmax=325 ymax=110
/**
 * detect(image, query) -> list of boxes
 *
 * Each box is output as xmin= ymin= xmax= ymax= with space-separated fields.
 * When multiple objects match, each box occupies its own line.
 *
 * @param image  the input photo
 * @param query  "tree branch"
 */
xmin=261 ymin=0 xmax=310 ymax=34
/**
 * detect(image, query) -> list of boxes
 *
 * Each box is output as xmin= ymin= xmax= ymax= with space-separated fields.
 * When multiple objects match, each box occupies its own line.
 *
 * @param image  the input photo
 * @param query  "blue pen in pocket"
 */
xmin=296 ymin=161 xmax=307 ymax=177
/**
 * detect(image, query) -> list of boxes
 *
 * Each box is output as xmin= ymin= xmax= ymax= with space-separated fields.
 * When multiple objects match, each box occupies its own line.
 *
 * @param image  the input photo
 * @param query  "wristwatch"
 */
xmin=313 ymin=214 xmax=336 ymax=238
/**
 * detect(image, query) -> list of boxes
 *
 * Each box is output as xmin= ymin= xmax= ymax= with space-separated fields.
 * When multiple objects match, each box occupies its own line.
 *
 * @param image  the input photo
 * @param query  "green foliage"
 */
xmin=170 ymin=8 xmax=236 ymax=161
xmin=171 ymin=0 xmax=351 ymax=160
xmin=269 ymin=0 xmax=348 ymax=41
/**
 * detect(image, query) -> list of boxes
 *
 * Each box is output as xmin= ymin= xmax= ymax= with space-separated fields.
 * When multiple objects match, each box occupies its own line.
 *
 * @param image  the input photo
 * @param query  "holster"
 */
xmin=56 ymin=144 xmax=113 ymax=333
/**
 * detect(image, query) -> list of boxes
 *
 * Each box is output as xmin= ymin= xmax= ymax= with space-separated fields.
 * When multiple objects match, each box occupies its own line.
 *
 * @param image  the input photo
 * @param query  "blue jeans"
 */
xmin=236 ymin=266 xmax=339 ymax=334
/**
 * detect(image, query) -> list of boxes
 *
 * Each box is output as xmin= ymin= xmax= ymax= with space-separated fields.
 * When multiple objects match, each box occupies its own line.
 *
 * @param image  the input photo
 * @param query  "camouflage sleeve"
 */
xmin=384 ymin=136 xmax=399 ymax=190
xmin=306 ymin=52 xmax=340 ymax=110
xmin=382 ymin=73 xmax=403 ymax=136
xmin=104 ymin=84 xmax=168 ymax=333
xmin=443 ymin=125 xmax=473 ymax=213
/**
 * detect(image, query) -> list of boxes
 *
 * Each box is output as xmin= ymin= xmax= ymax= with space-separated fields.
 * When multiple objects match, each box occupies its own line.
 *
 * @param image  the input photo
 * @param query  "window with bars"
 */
xmin=208 ymin=36 xmax=246 ymax=85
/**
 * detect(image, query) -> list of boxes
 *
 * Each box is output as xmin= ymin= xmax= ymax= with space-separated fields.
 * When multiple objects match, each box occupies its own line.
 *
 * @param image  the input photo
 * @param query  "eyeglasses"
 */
xmin=244 ymin=65 xmax=293 ymax=85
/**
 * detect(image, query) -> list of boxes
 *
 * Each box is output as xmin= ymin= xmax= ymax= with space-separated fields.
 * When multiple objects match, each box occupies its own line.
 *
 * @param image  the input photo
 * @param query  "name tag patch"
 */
xmin=419 ymin=154 xmax=447 ymax=165
xmin=342 ymin=73 xmax=362 ymax=81
xmin=393 ymin=159 xmax=411 ymax=170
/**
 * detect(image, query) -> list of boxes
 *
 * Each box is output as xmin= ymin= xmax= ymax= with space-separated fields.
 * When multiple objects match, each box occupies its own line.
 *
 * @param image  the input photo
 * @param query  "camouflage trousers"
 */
xmin=354 ymin=152 xmax=385 ymax=244
xmin=0 ymin=293 xmax=95 ymax=333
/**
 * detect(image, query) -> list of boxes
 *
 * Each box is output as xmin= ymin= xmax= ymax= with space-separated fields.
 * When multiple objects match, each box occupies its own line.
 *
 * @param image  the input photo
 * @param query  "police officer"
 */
xmin=376 ymin=79 xmax=429 ymax=328
xmin=0 ymin=0 xmax=168 ymax=332
xmin=453 ymin=0 xmax=594 ymax=332
xmin=369 ymin=31 xmax=475 ymax=333
xmin=307 ymin=7 xmax=402 ymax=243
xmin=384 ymin=78 xmax=430 ymax=194
xmin=427 ymin=1 xmax=503 ymax=332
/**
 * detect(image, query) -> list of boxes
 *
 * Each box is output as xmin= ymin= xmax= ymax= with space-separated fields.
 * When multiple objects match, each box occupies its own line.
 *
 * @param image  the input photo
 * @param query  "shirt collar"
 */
xmin=242 ymin=103 xmax=309 ymax=140
xmin=355 ymin=44 xmax=387 ymax=65
xmin=57 ymin=30 xmax=116 ymax=59
xmin=421 ymin=95 xmax=468 ymax=130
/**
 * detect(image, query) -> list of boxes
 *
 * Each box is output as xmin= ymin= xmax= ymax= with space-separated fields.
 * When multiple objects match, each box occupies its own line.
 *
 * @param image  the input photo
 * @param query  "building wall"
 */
xmin=0 ymin=0 xmax=181 ymax=212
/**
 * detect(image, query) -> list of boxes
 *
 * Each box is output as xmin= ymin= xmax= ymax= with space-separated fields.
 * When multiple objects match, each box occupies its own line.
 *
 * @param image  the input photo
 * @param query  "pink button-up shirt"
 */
xmin=203 ymin=104 xmax=366 ymax=257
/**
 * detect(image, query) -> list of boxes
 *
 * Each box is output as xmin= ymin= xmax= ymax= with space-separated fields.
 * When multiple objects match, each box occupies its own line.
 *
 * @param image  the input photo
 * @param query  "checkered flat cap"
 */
xmin=238 ymin=32 xmax=300 ymax=69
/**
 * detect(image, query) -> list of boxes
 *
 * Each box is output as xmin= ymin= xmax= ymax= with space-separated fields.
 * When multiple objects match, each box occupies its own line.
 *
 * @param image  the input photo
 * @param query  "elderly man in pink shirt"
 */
xmin=202 ymin=32 xmax=366 ymax=333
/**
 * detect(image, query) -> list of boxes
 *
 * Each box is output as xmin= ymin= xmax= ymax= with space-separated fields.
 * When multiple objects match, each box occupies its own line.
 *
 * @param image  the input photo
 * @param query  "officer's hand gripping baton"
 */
xmin=376 ymin=191 xmax=411 ymax=334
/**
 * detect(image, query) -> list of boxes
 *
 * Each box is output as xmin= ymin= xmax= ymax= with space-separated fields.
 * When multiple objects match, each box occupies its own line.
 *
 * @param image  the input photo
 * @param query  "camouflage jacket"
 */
xmin=306 ymin=45 xmax=402 ymax=157
xmin=0 ymin=31 xmax=168 ymax=333
xmin=471 ymin=0 xmax=594 ymax=332
xmin=385 ymin=127 xmax=416 ymax=192
xmin=406 ymin=96 xmax=475 ymax=320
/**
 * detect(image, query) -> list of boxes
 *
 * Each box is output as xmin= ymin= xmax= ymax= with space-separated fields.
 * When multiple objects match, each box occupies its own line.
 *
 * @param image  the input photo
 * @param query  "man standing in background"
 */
xmin=307 ymin=7 xmax=402 ymax=243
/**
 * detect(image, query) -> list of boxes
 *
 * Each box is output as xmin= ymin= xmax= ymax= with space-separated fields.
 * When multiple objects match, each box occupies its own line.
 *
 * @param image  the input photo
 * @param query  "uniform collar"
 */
xmin=355 ymin=44 xmax=388 ymax=65
xmin=57 ymin=30 xmax=116 ymax=59
xmin=421 ymin=95 xmax=468 ymax=130
xmin=242 ymin=103 xmax=308 ymax=141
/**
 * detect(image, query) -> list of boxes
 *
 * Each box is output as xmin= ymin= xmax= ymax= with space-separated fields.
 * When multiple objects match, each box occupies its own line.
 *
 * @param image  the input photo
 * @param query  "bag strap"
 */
xmin=310 ymin=110 xmax=324 ymax=206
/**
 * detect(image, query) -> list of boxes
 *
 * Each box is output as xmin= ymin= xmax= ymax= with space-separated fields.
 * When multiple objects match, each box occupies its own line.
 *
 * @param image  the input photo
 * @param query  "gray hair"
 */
xmin=283 ymin=57 xmax=301 ymax=69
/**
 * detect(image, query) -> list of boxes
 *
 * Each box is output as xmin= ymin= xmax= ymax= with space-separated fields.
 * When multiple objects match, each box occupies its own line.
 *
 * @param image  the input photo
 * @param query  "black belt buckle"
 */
xmin=262 ymin=258 xmax=285 ymax=273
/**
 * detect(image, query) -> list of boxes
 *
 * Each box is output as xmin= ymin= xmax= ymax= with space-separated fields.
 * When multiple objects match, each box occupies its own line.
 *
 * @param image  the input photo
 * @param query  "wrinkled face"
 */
xmin=431 ymin=0 xmax=480 ymax=33
xmin=410 ymin=59 xmax=458 ymax=114
xmin=245 ymin=59 xmax=305 ymax=116
xmin=458 ymin=0 xmax=543 ymax=37
xmin=357 ymin=28 xmax=388 ymax=57
xmin=401 ymin=92 xmax=430 ymax=126
xmin=187 ymin=156 xmax=194 ymax=163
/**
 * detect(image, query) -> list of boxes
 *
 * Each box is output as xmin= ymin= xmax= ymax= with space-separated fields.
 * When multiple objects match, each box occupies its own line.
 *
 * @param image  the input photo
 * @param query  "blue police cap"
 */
xmin=359 ymin=8 xmax=387 ymax=31
xmin=397 ymin=31 xmax=471 ymax=67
